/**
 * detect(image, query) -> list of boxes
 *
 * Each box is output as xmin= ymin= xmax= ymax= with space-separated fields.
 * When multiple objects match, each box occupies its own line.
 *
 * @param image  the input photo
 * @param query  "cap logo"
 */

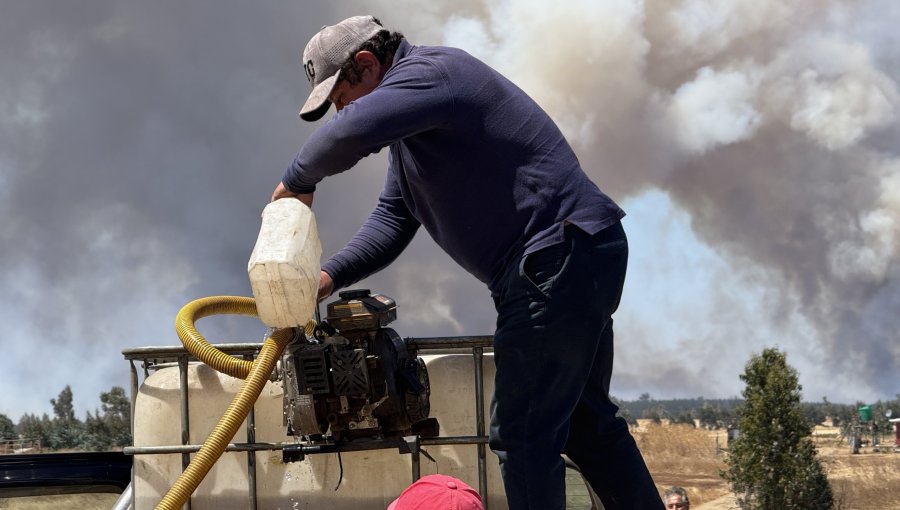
xmin=304 ymin=59 xmax=316 ymax=84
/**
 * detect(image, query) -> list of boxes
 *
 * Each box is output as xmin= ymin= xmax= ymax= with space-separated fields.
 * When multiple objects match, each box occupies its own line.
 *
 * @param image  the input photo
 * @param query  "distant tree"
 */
xmin=0 ymin=414 xmax=16 ymax=440
xmin=672 ymin=412 xmax=696 ymax=427
xmin=801 ymin=402 xmax=826 ymax=427
xmin=48 ymin=385 xmax=83 ymax=449
xmin=82 ymin=386 xmax=132 ymax=450
xmin=868 ymin=399 xmax=898 ymax=438
xmin=611 ymin=396 xmax=637 ymax=427
xmin=830 ymin=402 xmax=854 ymax=428
xmin=724 ymin=348 xmax=833 ymax=509
xmin=717 ymin=406 xmax=737 ymax=428
xmin=820 ymin=396 xmax=837 ymax=425
xmin=17 ymin=413 xmax=51 ymax=447
xmin=698 ymin=404 xmax=724 ymax=429
xmin=51 ymin=386 xmax=76 ymax=422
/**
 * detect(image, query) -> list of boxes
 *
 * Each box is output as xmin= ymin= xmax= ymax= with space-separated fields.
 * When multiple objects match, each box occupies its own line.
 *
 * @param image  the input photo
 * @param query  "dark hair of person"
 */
xmin=340 ymin=22 xmax=405 ymax=84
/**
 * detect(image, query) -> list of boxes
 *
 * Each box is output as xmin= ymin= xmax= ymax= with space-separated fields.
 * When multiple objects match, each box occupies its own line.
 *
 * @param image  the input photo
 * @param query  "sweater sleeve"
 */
xmin=321 ymin=169 xmax=421 ymax=291
xmin=282 ymin=57 xmax=454 ymax=193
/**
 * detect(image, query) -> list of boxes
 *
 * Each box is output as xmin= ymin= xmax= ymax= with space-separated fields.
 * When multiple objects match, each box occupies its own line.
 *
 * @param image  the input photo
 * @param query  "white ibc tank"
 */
xmin=132 ymin=354 xmax=509 ymax=510
xmin=248 ymin=199 xmax=322 ymax=328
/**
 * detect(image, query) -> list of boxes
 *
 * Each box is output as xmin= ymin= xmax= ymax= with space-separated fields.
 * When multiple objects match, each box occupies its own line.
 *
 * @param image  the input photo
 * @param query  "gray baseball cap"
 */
xmin=299 ymin=15 xmax=384 ymax=121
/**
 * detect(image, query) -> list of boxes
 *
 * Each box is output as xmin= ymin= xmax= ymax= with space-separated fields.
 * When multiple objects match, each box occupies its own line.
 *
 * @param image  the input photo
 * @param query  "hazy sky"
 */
xmin=1 ymin=0 xmax=898 ymax=420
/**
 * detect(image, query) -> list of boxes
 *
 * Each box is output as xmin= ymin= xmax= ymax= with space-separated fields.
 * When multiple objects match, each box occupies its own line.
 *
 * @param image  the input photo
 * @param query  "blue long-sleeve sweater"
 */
xmin=282 ymin=40 xmax=624 ymax=294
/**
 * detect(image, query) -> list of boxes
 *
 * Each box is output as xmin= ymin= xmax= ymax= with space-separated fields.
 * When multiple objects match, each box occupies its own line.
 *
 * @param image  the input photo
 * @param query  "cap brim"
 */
xmin=299 ymin=70 xmax=340 ymax=122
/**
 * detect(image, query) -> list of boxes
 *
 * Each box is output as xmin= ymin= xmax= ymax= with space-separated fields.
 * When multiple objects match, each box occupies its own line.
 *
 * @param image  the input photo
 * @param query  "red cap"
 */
xmin=387 ymin=474 xmax=483 ymax=510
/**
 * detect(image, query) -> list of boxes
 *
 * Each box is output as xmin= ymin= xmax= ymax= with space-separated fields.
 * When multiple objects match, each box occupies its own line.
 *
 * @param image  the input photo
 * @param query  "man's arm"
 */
xmin=275 ymin=56 xmax=449 ymax=296
xmin=321 ymin=172 xmax=420 ymax=295
xmin=280 ymin=57 xmax=454 ymax=195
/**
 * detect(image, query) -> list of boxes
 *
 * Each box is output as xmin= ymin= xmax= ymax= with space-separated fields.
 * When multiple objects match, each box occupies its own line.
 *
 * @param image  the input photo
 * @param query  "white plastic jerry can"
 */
xmin=248 ymin=198 xmax=322 ymax=328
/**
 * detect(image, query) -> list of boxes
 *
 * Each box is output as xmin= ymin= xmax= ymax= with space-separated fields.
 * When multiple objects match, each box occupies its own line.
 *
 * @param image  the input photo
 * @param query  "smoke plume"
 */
xmin=359 ymin=0 xmax=900 ymax=399
xmin=1 ymin=1 xmax=897 ymax=417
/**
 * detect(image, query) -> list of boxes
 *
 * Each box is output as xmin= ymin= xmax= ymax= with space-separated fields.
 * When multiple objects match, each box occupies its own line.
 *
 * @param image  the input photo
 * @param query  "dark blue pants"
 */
xmin=489 ymin=223 xmax=662 ymax=510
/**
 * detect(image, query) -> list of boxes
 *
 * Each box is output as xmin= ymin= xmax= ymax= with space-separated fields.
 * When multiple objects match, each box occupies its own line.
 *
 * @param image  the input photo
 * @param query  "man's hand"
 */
xmin=318 ymin=271 xmax=334 ymax=302
xmin=271 ymin=181 xmax=314 ymax=208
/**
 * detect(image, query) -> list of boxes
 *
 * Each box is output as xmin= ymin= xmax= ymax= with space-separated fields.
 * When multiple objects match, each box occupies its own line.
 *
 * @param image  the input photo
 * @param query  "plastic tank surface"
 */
xmin=248 ymin=199 xmax=322 ymax=328
xmin=858 ymin=405 xmax=872 ymax=422
xmin=132 ymin=354 xmax=508 ymax=510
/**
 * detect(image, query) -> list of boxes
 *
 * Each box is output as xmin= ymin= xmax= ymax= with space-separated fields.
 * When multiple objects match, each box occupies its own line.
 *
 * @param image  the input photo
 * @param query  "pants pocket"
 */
xmin=520 ymin=239 xmax=572 ymax=296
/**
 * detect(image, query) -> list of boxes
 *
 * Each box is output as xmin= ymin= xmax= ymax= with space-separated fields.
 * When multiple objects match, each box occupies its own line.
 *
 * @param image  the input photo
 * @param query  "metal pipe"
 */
xmin=473 ymin=346 xmax=488 ymax=508
xmin=178 ymin=355 xmax=191 ymax=510
xmin=122 ymin=338 xmax=494 ymax=362
xmin=111 ymin=483 xmax=134 ymax=510
xmin=245 ymin=353 xmax=258 ymax=510
xmin=129 ymin=361 xmax=138 ymax=510
xmin=129 ymin=361 xmax=138 ymax=436
xmin=410 ymin=438 xmax=420 ymax=481
xmin=126 ymin=443 xmax=285 ymax=455
xmin=406 ymin=336 xmax=493 ymax=350
xmin=125 ymin=436 xmax=490 ymax=456
xmin=123 ymin=343 xmax=265 ymax=360
xmin=178 ymin=356 xmax=190 ymax=468
xmin=420 ymin=436 xmax=489 ymax=446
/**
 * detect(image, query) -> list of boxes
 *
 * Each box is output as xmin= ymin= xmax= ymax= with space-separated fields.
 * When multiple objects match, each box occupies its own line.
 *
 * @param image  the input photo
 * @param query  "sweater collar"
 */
xmin=387 ymin=39 xmax=413 ymax=72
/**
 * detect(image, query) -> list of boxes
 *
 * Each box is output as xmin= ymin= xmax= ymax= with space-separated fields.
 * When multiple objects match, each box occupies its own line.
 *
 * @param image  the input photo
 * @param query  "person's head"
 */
xmin=387 ymin=474 xmax=483 ymax=510
xmin=299 ymin=15 xmax=405 ymax=121
xmin=663 ymin=486 xmax=690 ymax=509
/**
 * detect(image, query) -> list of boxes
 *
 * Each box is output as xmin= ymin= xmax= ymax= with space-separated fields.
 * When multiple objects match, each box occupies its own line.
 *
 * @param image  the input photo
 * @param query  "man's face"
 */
xmin=328 ymin=50 xmax=383 ymax=112
xmin=665 ymin=494 xmax=689 ymax=509
xmin=328 ymin=77 xmax=378 ymax=112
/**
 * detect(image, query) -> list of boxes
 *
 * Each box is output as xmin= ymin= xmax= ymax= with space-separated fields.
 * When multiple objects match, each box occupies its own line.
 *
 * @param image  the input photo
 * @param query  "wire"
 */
xmin=334 ymin=452 xmax=344 ymax=491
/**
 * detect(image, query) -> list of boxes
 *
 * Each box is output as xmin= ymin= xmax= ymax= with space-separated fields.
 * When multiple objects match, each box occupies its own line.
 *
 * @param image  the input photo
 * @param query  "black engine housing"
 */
xmin=281 ymin=290 xmax=432 ymax=440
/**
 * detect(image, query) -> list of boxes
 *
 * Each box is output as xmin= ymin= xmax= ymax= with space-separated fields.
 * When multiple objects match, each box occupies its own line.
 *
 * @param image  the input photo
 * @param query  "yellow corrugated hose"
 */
xmin=155 ymin=295 xmax=314 ymax=510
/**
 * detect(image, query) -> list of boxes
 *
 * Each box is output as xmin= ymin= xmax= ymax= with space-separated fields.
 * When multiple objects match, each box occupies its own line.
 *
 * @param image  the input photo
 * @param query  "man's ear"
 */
xmin=353 ymin=51 xmax=380 ymax=73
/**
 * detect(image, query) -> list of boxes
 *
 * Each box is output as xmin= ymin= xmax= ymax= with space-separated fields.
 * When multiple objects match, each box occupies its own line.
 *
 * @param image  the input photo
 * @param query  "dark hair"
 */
xmin=340 ymin=23 xmax=405 ymax=85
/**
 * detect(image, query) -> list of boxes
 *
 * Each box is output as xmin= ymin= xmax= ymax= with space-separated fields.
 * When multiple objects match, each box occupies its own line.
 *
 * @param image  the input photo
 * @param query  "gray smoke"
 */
xmin=358 ymin=0 xmax=900 ymax=400
xmin=0 ymin=2 xmax=336 ymax=416
xmin=2 ymin=1 xmax=897 ymax=417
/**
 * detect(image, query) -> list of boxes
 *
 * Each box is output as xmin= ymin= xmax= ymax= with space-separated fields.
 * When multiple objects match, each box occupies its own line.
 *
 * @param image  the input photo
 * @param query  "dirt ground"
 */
xmin=0 ymin=494 xmax=119 ymax=510
xmin=634 ymin=421 xmax=900 ymax=510
xmin=1 ymin=424 xmax=895 ymax=509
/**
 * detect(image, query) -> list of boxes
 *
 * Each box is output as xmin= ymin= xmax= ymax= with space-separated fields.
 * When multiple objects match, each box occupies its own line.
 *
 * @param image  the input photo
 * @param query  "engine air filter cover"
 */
xmin=326 ymin=289 xmax=397 ymax=332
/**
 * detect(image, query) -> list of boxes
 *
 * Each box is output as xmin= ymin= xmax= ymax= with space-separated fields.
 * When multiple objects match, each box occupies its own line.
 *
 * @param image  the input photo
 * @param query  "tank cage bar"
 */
xmin=122 ymin=336 xmax=494 ymax=510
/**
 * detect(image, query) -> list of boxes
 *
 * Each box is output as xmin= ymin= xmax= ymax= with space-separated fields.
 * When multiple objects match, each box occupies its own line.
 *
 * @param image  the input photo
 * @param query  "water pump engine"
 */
xmin=280 ymin=290 xmax=432 ymax=440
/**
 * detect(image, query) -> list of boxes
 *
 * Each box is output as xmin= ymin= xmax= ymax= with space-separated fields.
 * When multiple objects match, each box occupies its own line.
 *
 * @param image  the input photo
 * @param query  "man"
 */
xmin=272 ymin=15 xmax=662 ymax=510
xmin=663 ymin=487 xmax=690 ymax=509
